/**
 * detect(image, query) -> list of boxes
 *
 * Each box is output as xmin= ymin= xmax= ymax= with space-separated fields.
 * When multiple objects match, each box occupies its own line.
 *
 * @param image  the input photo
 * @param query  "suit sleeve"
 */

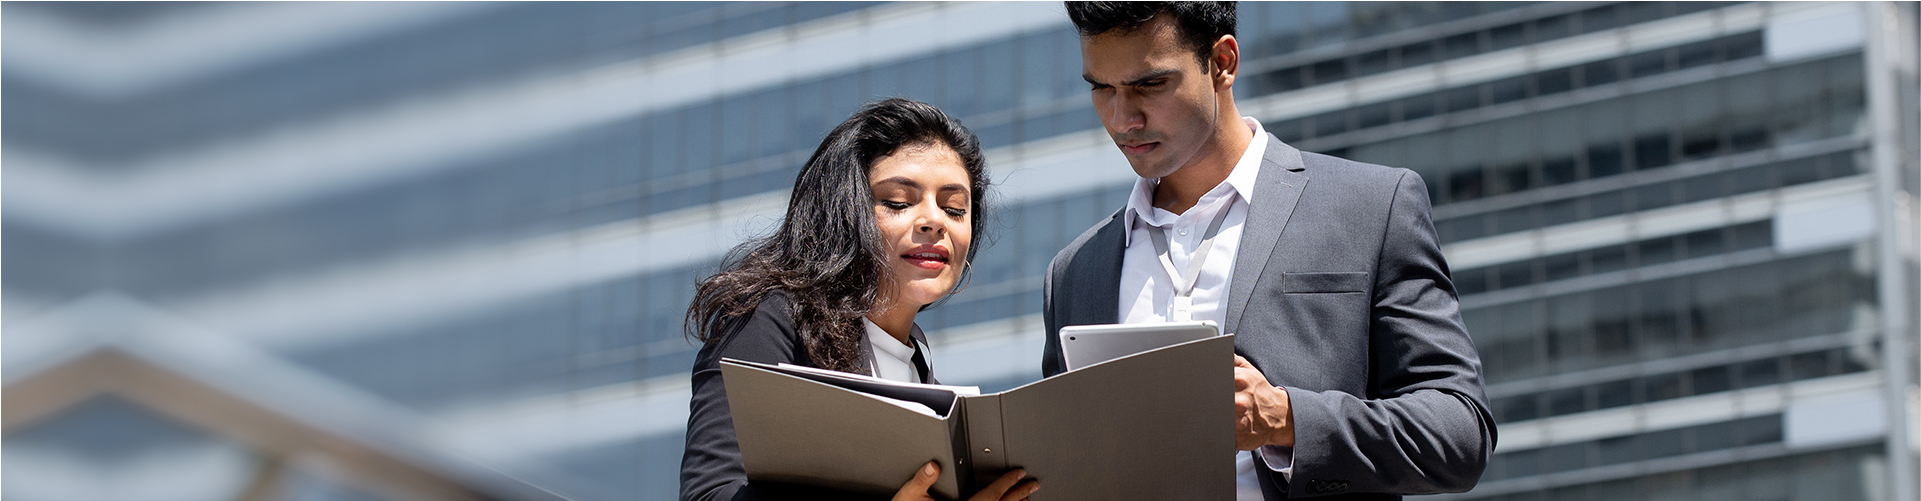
xmin=1041 ymin=249 xmax=1067 ymax=378
xmin=679 ymin=299 xmax=890 ymax=501
xmin=1275 ymin=171 xmax=1497 ymax=496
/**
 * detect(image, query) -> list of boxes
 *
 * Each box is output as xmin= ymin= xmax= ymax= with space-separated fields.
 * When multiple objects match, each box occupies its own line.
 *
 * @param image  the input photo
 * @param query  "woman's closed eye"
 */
xmin=943 ymin=206 xmax=967 ymax=218
xmin=880 ymin=200 xmax=912 ymax=211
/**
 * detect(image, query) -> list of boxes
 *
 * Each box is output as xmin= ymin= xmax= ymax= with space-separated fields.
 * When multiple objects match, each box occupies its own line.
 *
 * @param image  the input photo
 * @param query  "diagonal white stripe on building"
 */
xmin=3 ymin=2 xmax=1071 ymax=241
xmin=1 ymin=2 xmax=501 ymax=100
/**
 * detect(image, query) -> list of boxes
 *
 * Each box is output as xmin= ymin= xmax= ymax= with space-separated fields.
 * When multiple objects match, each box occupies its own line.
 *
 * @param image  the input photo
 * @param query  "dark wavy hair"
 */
xmin=686 ymin=99 xmax=989 ymax=373
xmin=1065 ymin=1 xmax=1237 ymax=66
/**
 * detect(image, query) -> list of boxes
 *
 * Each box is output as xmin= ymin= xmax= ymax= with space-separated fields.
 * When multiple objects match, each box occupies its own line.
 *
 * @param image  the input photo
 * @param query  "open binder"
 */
xmin=720 ymin=335 xmax=1235 ymax=500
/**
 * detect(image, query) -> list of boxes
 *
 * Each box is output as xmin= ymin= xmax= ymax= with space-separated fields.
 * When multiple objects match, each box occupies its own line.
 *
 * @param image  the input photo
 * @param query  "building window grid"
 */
xmin=9 ymin=3 xmax=1741 ymax=269
xmin=338 ymin=180 xmax=1867 ymax=411
xmin=625 ymin=26 xmax=1092 ymax=213
xmin=1242 ymin=2 xmax=1741 ymax=97
xmin=1433 ymin=136 xmax=1859 ymax=234
xmin=310 ymin=181 xmax=1129 ymax=407
xmin=48 ymin=0 xmax=1842 ymax=453
xmin=630 ymin=26 xmax=1820 ymax=252
xmin=1471 ymin=445 xmax=1882 ymax=501
xmin=1483 ymin=414 xmax=1786 ymax=483
xmin=1452 ymin=220 xmax=1776 ymax=297
xmin=550 ymin=3 xmax=1753 ymax=232
xmin=251 ymin=44 xmax=1859 ymax=406
xmin=1276 ymin=30 xmax=1768 ymax=159
xmin=1286 ymin=53 xmax=1807 ymax=215
xmin=16 ymin=2 xmax=871 ymax=164
xmin=121 ymin=20 xmax=1094 ymax=298
xmin=121 ymin=7 xmax=1817 ymax=302
xmin=1489 ymin=346 xmax=1870 ymax=424
xmin=1468 ymin=248 xmax=1877 ymax=384
xmin=288 ymin=259 xmax=723 ymax=411
xmin=1433 ymin=135 xmax=1857 ymax=245
xmin=282 ymin=178 xmax=1130 ymax=411
xmin=13 ymin=4 xmax=1903 ymax=501
xmin=1313 ymin=51 xmax=1866 ymax=243
xmin=1465 ymin=237 xmax=1786 ymax=318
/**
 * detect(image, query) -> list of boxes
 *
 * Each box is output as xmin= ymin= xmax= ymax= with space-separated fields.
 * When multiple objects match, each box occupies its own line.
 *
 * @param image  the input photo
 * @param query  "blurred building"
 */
xmin=4 ymin=2 xmax=1918 ymax=501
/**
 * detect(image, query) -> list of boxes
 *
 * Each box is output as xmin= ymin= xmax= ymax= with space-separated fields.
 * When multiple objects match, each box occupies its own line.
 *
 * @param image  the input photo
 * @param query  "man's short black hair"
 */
xmin=1065 ymin=2 xmax=1237 ymax=66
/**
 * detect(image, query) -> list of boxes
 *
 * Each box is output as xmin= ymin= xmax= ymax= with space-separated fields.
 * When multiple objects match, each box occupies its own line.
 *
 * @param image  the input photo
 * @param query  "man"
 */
xmin=1043 ymin=2 xmax=1495 ymax=499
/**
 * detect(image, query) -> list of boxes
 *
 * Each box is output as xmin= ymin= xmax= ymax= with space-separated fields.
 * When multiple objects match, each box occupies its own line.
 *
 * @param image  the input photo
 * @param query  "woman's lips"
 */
xmin=901 ymin=247 xmax=950 ymax=270
xmin=903 ymin=256 xmax=948 ymax=270
xmin=1120 ymin=142 xmax=1158 ymax=155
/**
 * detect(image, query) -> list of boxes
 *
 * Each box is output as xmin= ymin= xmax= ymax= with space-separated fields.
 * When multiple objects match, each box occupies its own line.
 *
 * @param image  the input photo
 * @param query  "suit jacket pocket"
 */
xmin=1281 ymin=272 xmax=1370 ymax=294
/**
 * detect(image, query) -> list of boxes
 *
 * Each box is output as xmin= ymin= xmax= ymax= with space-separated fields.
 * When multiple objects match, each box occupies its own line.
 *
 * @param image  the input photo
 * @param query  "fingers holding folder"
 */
xmin=895 ymin=463 xmax=1039 ymax=501
xmin=1233 ymin=355 xmax=1295 ymax=450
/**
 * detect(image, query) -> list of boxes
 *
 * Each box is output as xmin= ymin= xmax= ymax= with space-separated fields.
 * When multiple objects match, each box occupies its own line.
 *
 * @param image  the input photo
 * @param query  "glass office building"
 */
xmin=4 ymin=2 xmax=1917 ymax=501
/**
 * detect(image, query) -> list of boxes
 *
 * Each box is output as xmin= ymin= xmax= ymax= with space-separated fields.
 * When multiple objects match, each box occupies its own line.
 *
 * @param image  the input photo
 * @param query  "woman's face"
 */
xmin=869 ymin=142 xmax=974 ymax=310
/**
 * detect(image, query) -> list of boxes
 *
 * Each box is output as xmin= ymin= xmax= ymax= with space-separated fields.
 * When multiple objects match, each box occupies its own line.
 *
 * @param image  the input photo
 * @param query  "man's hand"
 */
xmin=894 ymin=461 xmax=1039 ymax=501
xmin=1234 ymin=355 xmax=1294 ymax=450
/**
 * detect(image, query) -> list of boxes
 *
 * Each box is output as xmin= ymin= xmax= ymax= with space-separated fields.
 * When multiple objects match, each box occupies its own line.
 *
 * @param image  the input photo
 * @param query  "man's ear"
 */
xmin=1211 ymin=35 xmax=1240 ymax=91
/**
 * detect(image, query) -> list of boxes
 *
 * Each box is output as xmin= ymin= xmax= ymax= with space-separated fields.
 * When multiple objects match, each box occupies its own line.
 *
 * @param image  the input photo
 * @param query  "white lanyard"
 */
xmin=1145 ymin=204 xmax=1234 ymax=322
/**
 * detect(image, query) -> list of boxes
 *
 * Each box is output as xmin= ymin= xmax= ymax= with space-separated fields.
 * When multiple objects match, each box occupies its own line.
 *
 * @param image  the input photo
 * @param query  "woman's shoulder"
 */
xmin=698 ymin=290 xmax=807 ymax=366
xmin=742 ymin=290 xmax=804 ymax=333
xmin=755 ymin=289 xmax=796 ymax=314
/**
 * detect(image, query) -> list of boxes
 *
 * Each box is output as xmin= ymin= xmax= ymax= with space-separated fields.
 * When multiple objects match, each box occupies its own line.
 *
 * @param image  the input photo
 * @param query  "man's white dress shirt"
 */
xmin=1117 ymin=117 xmax=1290 ymax=500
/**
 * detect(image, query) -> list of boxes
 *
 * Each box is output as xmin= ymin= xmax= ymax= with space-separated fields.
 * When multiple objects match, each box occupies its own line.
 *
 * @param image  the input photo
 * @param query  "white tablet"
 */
xmin=1059 ymin=321 xmax=1220 ymax=371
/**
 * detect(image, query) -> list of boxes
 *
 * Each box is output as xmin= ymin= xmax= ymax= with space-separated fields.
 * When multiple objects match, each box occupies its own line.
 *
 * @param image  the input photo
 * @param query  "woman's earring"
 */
xmin=950 ymin=261 xmax=972 ymax=295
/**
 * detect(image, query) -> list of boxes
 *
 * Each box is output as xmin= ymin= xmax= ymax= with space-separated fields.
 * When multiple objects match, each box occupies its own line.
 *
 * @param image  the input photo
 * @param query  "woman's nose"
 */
xmin=916 ymin=210 xmax=943 ymax=234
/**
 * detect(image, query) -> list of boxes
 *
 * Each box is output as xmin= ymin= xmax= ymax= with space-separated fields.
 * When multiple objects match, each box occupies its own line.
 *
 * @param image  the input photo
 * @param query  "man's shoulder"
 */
xmin=1047 ymin=208 xmax=1123 ymax=279
xmin=1259 ymin=141 xmax=1434 ymax=225
xmin=1292 ymin=148 xmax=1417 ymax=189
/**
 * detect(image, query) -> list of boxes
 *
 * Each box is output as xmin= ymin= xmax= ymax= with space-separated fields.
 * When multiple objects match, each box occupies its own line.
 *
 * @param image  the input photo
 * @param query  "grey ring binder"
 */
xmin=721 ymin=335 xmax=1237 ymax=500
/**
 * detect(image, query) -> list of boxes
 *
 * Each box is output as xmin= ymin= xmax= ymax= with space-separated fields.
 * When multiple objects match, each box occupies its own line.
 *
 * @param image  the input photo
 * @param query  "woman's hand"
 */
xmin=893 ymin=461 xmax=1041 ymax=501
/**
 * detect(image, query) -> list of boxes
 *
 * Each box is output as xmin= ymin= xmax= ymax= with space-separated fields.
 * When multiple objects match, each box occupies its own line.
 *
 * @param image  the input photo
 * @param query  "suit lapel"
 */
xmin=1223 ymin=135 xmax=1310 ymax=338
xmin=1070 ymin=211 xmax=1128 ymax=326
xmin=909 ymin=324 xmax=936 ymax=384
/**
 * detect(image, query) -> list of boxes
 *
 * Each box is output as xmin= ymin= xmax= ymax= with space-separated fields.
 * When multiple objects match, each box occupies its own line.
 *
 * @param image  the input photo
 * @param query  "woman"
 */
xmin=680 ymin=99 xmax=1039 ymax=501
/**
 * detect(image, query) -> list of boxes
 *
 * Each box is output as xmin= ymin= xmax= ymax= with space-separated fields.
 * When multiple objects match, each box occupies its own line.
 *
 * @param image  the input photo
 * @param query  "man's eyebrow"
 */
xmin=1122 ymin=69 xmax=1179 ymax=87
xmin=1084 ymin=68 xmax=1179 ymax=87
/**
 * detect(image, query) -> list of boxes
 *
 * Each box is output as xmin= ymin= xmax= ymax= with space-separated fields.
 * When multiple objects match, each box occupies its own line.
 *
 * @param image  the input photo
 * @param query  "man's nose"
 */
xmin=1109 ymin=91 xmax=1145 ymax=133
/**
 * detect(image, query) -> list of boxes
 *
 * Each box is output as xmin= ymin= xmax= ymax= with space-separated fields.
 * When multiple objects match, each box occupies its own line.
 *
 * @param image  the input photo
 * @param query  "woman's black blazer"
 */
xmin=680 ymin=291 xmax=935 ymax=501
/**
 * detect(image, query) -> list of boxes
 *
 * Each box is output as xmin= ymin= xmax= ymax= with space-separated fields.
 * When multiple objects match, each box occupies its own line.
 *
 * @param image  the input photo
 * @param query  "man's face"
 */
xmin=1081 ymin=15 xmax=1223 ymax=180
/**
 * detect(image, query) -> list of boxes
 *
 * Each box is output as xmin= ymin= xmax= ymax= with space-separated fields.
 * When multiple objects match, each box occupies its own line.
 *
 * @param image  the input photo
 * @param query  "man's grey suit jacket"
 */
xmin=1041 ymin=134 xmax=1496 ymax=499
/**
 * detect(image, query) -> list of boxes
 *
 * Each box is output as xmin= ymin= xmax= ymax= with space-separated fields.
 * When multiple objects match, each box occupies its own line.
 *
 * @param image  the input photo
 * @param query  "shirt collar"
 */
xmin=1123 ymin=117 xmax=1268 ymax=246
xmin=862 ymin=317 xmax=920 ymax=361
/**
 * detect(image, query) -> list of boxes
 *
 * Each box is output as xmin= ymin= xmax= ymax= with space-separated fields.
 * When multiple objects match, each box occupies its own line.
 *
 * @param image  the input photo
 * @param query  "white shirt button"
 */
xmin=1178 ymin=227 xmax=1189 ymax=236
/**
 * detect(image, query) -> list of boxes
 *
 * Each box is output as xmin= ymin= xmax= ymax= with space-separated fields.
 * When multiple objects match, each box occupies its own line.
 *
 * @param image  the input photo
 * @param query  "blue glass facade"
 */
xmin=5 ymin=2 xmax=1917 ymax=501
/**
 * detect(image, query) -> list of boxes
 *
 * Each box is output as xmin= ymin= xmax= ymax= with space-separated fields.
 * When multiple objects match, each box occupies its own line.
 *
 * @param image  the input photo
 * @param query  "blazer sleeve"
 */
xmin=679 ymin=296 xmax=890 ymax=501
xmin=1275 ymin=171 xmax=1497 ymax=497
xmin=1041 ymin=247 xmax=1066 ymax=378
